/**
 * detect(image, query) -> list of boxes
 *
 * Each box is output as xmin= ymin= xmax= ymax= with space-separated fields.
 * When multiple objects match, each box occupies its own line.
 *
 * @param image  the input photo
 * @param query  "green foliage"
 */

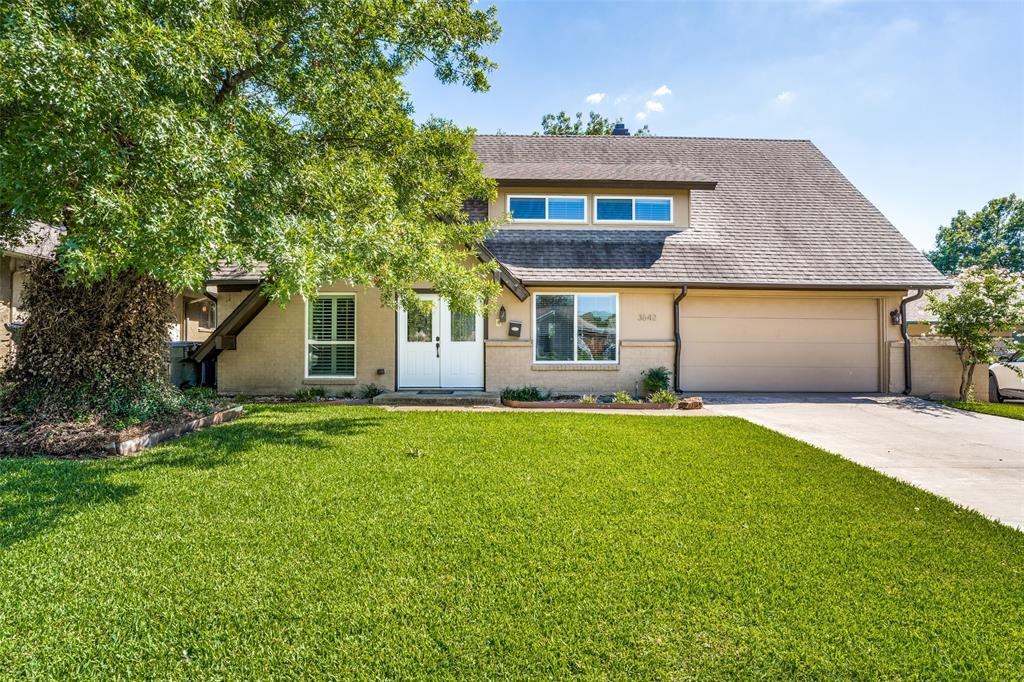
xmin=926 ymin=267 xmax=1024 ymax=400
xmin=537 ymin=111 xmax=652 ymax=136
xmin=292 ymin=387 xmax=326 ymax=402
xmin=647 ymin=389 xmax=679 ymax=405
xmin=2 ymin=405 xmax=1020 ymax=677
xmin=0 ymin=0 xmax=503 ymax=312
xmin=579 ymin=394 xmax=598 ymax=405
xmin=643 ymin=366 xmax=672 ymax=393
xmin=612 ymin=390 xmax=638 ymax=404
xmin=356 ymin=383 xmax=387 ymax=400
xmin=101 ymin=383 xmax=219 ymax=430
xmin=926 ymin=195 xmax=1024 ymax=274
xmin=3 ymin=260 xmax=175 ymax=420
xmin=501 ymin=386 xmax=544 ymax=402
xmin=940 ymin=400 xmax=1024 ymax=421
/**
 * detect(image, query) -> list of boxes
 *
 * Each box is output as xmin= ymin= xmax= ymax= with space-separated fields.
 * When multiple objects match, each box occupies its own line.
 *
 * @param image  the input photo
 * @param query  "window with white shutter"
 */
xmin=306 ymin=295 xmax=356 ymax=378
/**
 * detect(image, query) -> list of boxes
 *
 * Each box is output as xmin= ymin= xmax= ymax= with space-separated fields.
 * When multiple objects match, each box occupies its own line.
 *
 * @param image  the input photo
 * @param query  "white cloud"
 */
xmin=774 ymin=90 xmax=796 ymax=104
xmin=585 ymin=92 xmax=606 ymax=105
xmin=614 ymin=95 xmax=628 ymax=104
xmin=652 ymin=85 xmax=672 ymax=97
xmin=635 ymin=112 xmax=648 ymax=121
xmin=645 ymin=100 xmax=664 ymax=112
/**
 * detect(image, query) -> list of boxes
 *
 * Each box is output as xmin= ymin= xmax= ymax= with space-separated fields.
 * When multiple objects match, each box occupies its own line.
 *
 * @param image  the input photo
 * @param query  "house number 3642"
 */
xmin=636 ymin=313 xmax=657 ymax=322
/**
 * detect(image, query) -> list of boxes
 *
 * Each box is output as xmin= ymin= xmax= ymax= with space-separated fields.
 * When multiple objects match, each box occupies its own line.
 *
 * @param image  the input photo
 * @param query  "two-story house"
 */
xmin=192 ymin=132 xmax=958 ymax=397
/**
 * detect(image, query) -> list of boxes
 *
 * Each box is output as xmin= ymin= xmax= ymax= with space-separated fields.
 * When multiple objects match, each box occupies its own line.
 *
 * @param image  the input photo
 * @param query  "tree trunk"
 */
xmin=2 ymin=259 xmax=174 ymax=420
xmin=963 ymin=363 xmax=977 ymax=402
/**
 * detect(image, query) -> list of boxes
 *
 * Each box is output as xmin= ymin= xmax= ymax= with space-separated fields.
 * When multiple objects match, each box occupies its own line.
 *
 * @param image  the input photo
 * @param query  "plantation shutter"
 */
xmin=307 ymin=296 xmax=356 ymax=377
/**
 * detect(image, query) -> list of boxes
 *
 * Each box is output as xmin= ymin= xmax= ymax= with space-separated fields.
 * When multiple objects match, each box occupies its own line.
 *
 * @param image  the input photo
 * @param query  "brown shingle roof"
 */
xmin=2 ymin=222 xmax=61 ymax=260
xmin=478 ymin=135 xmax=948 ymax=289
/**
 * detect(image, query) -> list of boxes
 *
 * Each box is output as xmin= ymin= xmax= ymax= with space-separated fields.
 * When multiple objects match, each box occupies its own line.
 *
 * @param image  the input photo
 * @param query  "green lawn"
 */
xmin=941 ymin=399 xmax=1024 ymax=421
xmin=1 ymin=406 xmax=1021 ymax=679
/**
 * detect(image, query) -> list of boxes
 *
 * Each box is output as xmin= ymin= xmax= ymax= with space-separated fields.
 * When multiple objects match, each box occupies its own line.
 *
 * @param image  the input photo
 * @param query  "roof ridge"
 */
xmin=474 ymin=134 xmax=814 ymax=143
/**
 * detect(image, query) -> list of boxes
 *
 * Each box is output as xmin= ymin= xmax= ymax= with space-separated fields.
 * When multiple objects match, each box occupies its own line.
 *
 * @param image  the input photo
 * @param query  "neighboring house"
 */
xmin=193 ymin=133 xmax=978 ymax=398
xmin=1 ymin=223 xmax=214 ymax=367
xmin=1 ymin=223 xmax=60 ymax=365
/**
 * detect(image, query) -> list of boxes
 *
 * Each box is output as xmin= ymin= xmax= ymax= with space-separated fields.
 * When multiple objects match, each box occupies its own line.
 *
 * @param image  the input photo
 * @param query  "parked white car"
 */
xmin=989 ymin=349 xmax=1024 ymax=402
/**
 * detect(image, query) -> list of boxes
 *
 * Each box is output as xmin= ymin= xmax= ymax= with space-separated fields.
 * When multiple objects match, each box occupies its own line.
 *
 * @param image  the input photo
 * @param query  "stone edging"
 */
xmin=106 ymin=406 xmax=245 ymax=456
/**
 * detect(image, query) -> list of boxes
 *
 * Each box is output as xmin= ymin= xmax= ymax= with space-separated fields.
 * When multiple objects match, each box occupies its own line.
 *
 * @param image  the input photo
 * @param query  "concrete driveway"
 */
xmin=704 ymin=394 xmax=1024 ymax=531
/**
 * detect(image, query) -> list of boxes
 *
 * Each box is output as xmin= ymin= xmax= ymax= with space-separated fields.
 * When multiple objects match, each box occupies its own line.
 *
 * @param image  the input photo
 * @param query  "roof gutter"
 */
xmin=899 ymin=289 xmax=925 ymax=395
xmin=673 ymin=286 xmax=688 ymax=392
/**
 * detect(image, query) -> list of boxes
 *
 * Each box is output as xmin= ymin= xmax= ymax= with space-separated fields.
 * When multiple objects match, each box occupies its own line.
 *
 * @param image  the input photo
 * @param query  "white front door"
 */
xmin=398 ymin=295 xmax=484 ymax=389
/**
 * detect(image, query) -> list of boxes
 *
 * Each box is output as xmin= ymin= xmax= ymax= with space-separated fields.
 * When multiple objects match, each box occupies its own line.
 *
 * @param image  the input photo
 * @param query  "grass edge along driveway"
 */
xmin=1 ymin=405 xmax=1021 ymax=679
xmin=940 ymin=399 xmax=1024 ymax=421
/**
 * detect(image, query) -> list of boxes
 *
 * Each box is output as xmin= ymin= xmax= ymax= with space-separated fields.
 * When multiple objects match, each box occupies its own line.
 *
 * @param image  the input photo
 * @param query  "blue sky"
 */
xmin=404 ymin=0 xmax=1024 ymax=251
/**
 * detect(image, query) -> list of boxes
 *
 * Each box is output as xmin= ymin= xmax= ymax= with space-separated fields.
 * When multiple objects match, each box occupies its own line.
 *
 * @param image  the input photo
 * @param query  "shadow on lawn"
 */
xmin=0 ymin=409 xmax=383 ymax=549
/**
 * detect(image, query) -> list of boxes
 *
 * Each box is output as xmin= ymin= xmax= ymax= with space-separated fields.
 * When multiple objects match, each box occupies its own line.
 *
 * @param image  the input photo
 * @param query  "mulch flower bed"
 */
xmin=502 ymin=396 xmax=704 ymax=410
xmin=1 ymin=404 xmax=242 ymax=459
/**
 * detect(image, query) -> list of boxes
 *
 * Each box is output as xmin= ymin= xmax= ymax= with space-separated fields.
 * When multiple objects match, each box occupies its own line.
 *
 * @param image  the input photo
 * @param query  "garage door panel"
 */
xmin=682 ymin=317 xmax=878 ymax=344
xmin=684 ymin=341 xmax=878 ymax=369
xmin=684 ymin=297 xmax=877 ymax=320
xmin=680 ymin=296 xmax=880 ymax=392
xmin=683 ymin=366 xmax=880 ymax=392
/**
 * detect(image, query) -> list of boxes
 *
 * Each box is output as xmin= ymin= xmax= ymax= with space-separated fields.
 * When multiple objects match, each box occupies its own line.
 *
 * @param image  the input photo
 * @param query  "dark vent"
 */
xmin=611 ymin=123 xmax=630 ymax=136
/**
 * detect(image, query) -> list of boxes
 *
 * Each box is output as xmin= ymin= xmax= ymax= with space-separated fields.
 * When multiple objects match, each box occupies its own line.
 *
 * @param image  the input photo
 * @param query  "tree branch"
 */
xmin=215 ymin=36 xmax=290 ymax=104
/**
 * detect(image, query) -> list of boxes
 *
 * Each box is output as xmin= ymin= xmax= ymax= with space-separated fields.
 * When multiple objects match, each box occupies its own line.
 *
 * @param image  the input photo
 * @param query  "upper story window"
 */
xmin=595 ymin=196 xmax=673 ymax=223
xmin=508 ymin=195 xmax=586 ymax=222
xmin=188 ymin=299 xmax=217 ymax=330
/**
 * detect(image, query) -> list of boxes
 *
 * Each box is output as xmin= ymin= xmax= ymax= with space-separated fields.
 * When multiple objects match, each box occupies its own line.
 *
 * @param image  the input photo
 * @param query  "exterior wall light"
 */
xmin=498 ymin=305 xmax=507 ymax=323
xmin=889 ymin=309 xmax=902 ymax=325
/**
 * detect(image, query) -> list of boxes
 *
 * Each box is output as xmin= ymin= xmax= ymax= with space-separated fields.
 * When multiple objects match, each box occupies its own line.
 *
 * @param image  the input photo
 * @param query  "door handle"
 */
xmin=435 ymin=341 xmax=440 ymax=358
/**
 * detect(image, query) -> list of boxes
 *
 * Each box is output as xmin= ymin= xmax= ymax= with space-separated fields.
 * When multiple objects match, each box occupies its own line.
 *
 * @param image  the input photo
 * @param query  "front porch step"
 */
xmin=373 ymin=390 xmax=501 ymax=407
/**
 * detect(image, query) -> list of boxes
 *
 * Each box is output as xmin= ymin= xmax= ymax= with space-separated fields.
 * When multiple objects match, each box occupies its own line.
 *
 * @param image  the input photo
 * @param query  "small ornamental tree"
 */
xmin=926 ymin=267 xmax=1024 ymax=401
xmin=0 ymin=1 xmax=503 ymax=419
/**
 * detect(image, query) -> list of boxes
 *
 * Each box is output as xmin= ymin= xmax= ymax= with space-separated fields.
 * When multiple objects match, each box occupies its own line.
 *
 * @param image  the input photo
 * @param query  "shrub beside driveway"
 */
xmin=0 ymin=405 xmax=1020 ymax=678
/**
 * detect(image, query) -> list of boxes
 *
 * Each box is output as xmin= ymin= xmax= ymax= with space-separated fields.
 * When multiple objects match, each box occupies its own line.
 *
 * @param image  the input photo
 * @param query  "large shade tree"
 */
xmin=537 ymin=111 xmax=652 ymax=136
xmin=926 ymin=195 xmax=1024 ymax=274
xmin=0 ymin=0 xmax=502 ymax=415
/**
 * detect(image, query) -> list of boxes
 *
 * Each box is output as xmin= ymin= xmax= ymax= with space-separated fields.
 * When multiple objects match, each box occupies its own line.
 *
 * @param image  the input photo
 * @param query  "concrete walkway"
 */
xmin=704 ymin=393 xmax=1024 ymax=531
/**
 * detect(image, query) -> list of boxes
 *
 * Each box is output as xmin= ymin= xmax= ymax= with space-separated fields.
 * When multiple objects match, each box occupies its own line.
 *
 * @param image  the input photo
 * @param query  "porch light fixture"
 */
xmin=498 ymin=305 xmax=507 ymax=323
xmin=889 ymin=309 xmax=902 ymax=325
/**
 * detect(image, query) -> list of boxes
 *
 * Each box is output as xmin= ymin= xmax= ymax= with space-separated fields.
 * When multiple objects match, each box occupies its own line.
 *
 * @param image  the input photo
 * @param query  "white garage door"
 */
xmin=680 ymin=296 xmax=880 ymax=392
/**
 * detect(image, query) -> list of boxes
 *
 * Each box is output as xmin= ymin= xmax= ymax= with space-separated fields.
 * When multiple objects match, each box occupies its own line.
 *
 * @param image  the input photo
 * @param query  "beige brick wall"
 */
xmin=485 ymin=287 xmax=678 ymax=394
xmin=888 ymin=337 xmax=989 ymax=401
xmin=217 ymin=284 xmax=396 ymax=395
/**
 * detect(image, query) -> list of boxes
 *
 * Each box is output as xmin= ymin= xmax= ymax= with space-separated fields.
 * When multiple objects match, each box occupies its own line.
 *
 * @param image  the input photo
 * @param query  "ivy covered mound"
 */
xmin=1 ymin=261 xmax=228 ymax=457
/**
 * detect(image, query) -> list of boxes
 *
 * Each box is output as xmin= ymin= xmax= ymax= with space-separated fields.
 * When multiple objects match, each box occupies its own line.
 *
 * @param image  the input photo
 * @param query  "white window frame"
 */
xmin=507 ymin=194 xmax=588 ymax=223
xmin=593 ymin=195 xmax=674 ymax=224
xmin=304 ymin=293 xmax=357 ymax=379
xmin=532 ymin=292 xmax=619 ymax=364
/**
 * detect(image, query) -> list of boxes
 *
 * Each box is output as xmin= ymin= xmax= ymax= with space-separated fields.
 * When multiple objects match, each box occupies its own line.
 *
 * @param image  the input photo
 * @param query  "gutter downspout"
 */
xmin=899 ymin=289 xmax=924 ymax=395
xmin=673 ymin=286 xmax=688 ymax=392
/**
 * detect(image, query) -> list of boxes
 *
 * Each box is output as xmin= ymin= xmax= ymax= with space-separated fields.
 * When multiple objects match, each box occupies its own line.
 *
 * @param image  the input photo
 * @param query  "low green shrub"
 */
xmin=612 ymin=391 xmax=638 ymax=405
xmin=501 ymin=386 xmax=545 ymax=402
xmin=357 ymin=383 xmax=387 ymax=399
xmin=648 ymin=389 xmax=679 ymax=406
xmin=643 ymin=366 xmax=672 ymax=393
xmin=293 ymin=387 xmax=326 ymax=402
xmin=579 ymin=394 xmax=598 ymax=405
xmin=337 ymin=389 xmax=355 ymax=400
xmin=103 ymin=382 xmax=219 ymax=430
